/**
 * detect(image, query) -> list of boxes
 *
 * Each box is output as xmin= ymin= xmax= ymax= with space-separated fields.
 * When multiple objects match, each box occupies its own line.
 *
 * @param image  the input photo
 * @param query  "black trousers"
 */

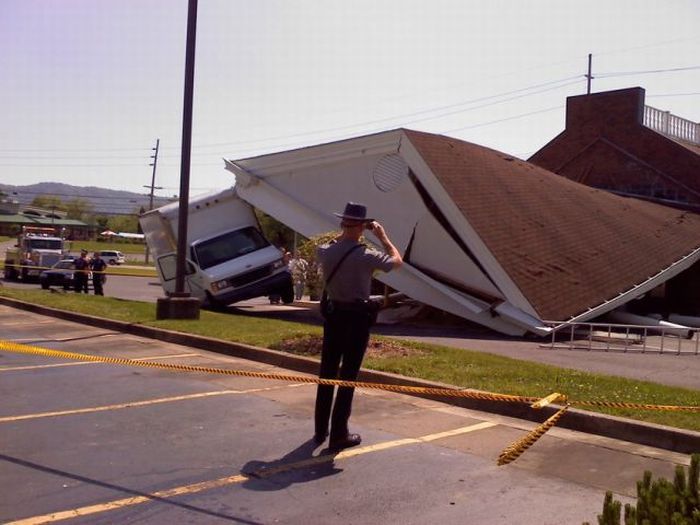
xmin=93 ymin=276 xmax=104 ymax=295
xmin=315 ymin=309 xmax=371 ymax=440
xmin=74 ymin=273 xmax=88 ymax=293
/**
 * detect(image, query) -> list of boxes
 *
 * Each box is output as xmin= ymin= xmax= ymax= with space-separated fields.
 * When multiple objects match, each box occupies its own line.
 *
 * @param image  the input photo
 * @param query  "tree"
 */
xmin=94 ymin=215 xmax=110 ymax=230
xmin=254 ymin=209 xmax=300 ymax=251
xmin=108 ymin=214 xmax=139 ymax=233
xmin=31 ymin=195 xmax=65 ymax=211
xmin=586 ymin=454 xmax=700 ymax=525
xmin=64 ymin=198 xmax=93 ymax=221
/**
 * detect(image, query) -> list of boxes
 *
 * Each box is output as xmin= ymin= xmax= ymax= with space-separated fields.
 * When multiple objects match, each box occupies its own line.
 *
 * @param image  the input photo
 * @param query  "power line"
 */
xmin=0 ymin=155 xmax=152 ymax=160
xmin=1 ymin=190 xmax=156 ymax=199
xmin=0 ymin=146 xmax=152 ymax=153
xmin=0 ymin=163 xmax=153 ymax=167
xmin=0 ymin=75 xmax=582 ymax=158
xmin=441 ymin=105 xmax=564 ymax=134
xmin=177 ymin=77 xmax=584 ymax=153
xmin=596 ymin=65 xmax=700 ymax=78
xmin=208 ymin=81 xmax=582 ymax=160
xmin=648 ymin=92 xmax=700 ymax=98
xmin=0 ymin=78 xmax=580 ymax=167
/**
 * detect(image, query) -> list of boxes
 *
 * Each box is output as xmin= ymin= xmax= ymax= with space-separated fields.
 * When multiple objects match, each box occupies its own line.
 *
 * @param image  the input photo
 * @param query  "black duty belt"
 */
xmin=327 ymin=300 xmax=372 ymax=313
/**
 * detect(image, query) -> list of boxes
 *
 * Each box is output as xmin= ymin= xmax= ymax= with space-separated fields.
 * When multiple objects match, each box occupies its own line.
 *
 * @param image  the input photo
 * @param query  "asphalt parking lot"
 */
xmin=0 ymin=305 xmax=693 ymax=524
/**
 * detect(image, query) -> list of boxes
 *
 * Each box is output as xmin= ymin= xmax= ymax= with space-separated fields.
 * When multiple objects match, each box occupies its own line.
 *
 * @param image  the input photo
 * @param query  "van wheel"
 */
xmin=108 ymin=260 xmax=116 ymax=265
xmin=203 ymin=292 xmax=226 ymax=312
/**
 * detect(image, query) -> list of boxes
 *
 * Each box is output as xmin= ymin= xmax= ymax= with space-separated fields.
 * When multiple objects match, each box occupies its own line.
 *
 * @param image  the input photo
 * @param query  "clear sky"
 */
xmin=1 ymin=0 xmax=698 ymax=202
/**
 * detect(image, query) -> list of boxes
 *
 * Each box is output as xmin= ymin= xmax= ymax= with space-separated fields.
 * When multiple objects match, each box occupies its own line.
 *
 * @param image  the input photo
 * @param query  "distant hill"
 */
xmin=0 ymin=182 xmax=175 ymax=215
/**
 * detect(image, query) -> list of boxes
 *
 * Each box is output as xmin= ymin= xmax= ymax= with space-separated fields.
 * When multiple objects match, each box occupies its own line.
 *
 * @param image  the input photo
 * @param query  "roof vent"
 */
xmin=373 ymin=154 xmax=409 ymax=192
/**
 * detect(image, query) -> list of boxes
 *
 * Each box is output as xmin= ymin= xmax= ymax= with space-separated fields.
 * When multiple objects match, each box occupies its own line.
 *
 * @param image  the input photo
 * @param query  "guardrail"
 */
xmin=543 ymin=320 xmax=699 ymax=355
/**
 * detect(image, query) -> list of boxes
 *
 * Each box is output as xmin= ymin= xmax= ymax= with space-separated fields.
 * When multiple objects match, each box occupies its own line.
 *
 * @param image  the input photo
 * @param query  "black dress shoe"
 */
xmin=313 ymin=431 xmax=329 ymax=445
xmin=328 ymin=433 xmax=362 ymax=451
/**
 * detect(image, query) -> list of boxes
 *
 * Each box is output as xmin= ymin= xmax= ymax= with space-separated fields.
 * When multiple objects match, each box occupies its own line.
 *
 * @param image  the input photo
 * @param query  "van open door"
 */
xmin=155 ymin=253 xmax=203 ymax=298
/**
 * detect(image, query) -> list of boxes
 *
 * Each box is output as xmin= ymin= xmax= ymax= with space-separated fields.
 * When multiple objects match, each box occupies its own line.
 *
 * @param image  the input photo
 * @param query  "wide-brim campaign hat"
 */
xmin=333 ymin=202 xmax=373 ymax=222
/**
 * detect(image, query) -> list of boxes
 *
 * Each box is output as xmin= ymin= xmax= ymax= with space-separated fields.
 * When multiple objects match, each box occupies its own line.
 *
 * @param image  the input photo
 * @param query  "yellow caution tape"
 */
xmin=0 ymin=340 xmax=537 ymax=405
xmin=1 ymin=263 xmax=155 ymax=278
xmin=571 ymin=400 xmax=700 ymax=412
xmin=1 ymin=340 xmax=698 ymax=466
xmin=1 ymin=340 xmax=698 ymax=413
xmin=531 ymin=392 xmax=567 ymax=409
xmin=497 ymin=405 xmax=570 ymax=466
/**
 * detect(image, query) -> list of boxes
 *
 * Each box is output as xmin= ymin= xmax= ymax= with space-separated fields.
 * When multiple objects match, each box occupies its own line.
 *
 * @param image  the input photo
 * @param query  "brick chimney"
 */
xmin=566 ymin=87 xmax=646 ymax=132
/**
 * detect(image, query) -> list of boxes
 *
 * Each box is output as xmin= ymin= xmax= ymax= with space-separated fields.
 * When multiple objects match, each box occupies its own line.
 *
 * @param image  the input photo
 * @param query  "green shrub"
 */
xmin=584 ymin=453 xmax=700 ymax=525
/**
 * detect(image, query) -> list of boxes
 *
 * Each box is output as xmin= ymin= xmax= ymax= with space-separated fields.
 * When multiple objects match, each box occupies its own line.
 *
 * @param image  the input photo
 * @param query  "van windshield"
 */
xmin=193 ymin=227 xmax=270 ymax=270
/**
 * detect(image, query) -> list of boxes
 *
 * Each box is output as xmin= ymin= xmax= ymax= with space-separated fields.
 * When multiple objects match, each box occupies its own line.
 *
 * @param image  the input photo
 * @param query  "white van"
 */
xmin=99 ymin=250 xmax=125 ymax=265
xmin=139 ymin=187 xmax=293 ymax=308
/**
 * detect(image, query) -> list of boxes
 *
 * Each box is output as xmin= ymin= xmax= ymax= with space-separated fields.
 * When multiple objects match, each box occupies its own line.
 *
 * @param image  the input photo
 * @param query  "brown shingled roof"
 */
xmin=404 ymin=129 xmax=700 ymax=321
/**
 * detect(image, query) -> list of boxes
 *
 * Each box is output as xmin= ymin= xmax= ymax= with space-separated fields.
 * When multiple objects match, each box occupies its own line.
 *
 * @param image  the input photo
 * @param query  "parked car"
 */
xmin=39 ymin=259 xmax=91 ymax=290
xmin=99 ymin=250 xmax=125 ymax=265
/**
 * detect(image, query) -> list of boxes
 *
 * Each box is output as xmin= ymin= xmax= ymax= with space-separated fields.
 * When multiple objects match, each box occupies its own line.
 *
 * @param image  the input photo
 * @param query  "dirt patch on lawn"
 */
xmin=271 ymin=335 xmax=423 ymax=359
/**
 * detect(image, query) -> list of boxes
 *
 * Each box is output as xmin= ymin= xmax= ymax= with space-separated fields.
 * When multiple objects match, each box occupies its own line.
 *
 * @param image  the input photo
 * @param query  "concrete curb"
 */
xmin=1 ymin=295 xmax=698 ymax=454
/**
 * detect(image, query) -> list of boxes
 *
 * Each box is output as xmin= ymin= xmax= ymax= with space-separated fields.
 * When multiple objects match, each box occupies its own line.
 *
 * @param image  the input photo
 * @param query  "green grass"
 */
xmin=67 ymin=240 xmax=145 ymax=255
xmin=364 ymin=342 xmax=700 ymax=431
xmin=119 ymin=260 xmax=156 ymax=268
xmin=0 ymin=236 xmax=11 ymax=242
xmin=1 ymin=288 xmax=698 ymax=432
xmin=106 ymin=266 xmax=156 ymax=277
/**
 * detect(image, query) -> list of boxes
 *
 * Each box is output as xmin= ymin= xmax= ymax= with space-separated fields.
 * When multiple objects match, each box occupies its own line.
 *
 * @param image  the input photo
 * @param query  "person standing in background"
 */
xmin=289 ymin=253 xmax=309 ymax=301
xmin=90 ymin=251 xmax=107 ymax=296
xmin=73 ymin=250 xmax=89 ymax=293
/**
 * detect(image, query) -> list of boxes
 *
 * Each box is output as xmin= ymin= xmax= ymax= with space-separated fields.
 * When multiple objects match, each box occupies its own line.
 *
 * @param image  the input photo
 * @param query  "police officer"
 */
xmin=73 ymin=250 xmax=89 ymax=293
xmin=314 ymin=202 xmax=402 ymax=451
xmin=90 ymin=251 xmax=107 ymax=295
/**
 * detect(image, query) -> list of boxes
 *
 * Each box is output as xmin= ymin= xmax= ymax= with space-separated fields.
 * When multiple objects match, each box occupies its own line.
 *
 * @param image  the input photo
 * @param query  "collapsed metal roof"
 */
xmin=226 ymin=128 xmax=700 ymax=336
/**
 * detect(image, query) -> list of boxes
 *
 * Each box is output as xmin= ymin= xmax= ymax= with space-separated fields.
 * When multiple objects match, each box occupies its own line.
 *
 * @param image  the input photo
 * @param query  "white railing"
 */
xmin=644 ymin=105 xmax=700 ymax=145
xmin=542 ymin=321 xmax=700 ymax=355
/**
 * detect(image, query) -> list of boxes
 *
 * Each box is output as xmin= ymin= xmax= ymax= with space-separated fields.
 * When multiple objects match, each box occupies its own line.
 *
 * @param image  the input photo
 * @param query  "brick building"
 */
xmin=529 ymin=87 xmax=700 ymax=211
xmin=529 ymin=87 xmax=700 ymax=318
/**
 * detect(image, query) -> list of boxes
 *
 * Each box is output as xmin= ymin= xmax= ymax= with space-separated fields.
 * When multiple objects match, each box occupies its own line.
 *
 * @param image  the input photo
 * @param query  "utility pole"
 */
xmin=143 ymin=138 xmax=162 ymax=265
xmin=586 ymin=53 xmax=593 ymax=95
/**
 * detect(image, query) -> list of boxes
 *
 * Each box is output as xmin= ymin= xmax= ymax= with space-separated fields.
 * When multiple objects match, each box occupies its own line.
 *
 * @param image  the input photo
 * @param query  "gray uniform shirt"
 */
xmin=317 ymin=239 xmax=394 ymax=303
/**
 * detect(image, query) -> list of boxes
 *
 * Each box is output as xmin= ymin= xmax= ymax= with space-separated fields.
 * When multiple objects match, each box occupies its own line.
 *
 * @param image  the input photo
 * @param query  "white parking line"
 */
xmin=0 ymin=383 xmax=306 ymax=423
xmin=0 ymin=353 xmax=201 ymax=372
